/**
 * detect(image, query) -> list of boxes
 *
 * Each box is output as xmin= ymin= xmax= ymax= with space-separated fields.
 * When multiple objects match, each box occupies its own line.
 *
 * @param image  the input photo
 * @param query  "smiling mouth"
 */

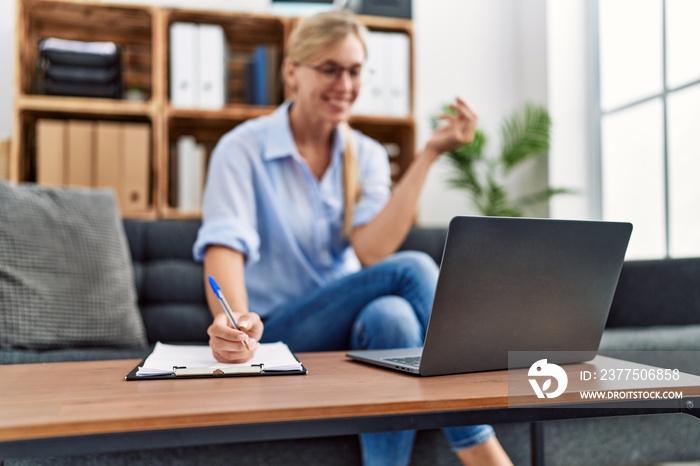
xmin=325 ymin=97 xmax=352 ymax=110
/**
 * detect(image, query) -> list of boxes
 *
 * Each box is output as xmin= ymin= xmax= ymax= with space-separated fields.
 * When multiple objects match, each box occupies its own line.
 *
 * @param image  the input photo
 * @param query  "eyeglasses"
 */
xmin=297 ymin=62 xmax=374 ymax=86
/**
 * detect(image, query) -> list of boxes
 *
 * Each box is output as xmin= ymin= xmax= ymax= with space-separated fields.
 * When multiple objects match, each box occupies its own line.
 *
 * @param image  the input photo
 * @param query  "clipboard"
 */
xmin=124 ymin=342 xmax=307 ymax=380
xmin=125 ymin=361 xmax=308 ymax=380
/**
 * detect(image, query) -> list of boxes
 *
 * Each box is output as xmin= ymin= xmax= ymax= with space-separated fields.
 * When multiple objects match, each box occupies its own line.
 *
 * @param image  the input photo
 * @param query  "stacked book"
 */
xmin=229 ymin=44 xmax=281 ymax=106
xmin=246 ymin=44 xmax=281 ymax=106
xmin=36 ymin=38 xmax=123 ymax=99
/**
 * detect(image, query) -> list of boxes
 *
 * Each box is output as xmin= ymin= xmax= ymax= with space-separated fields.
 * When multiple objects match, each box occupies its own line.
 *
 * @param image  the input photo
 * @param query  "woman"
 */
xmin=193 ymin=9 xmax=512 ymax=466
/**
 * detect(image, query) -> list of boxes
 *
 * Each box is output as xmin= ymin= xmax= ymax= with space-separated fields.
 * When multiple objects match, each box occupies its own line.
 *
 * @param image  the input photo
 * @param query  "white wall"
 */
xmin=414 ymin=0 xmax=550 ymax=225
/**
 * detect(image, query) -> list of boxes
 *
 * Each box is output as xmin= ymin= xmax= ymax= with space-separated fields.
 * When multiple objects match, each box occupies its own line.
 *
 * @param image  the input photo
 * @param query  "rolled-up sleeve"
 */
xmin=193 ymin=132 xmax=261 ymax=264
xmin=352 ymin=135 xmax=391 ymax=227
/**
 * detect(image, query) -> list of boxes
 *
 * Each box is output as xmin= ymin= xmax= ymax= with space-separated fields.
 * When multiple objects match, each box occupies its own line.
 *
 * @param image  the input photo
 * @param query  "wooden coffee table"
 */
xmin=2 ymin=352 xmax=700 ymax=465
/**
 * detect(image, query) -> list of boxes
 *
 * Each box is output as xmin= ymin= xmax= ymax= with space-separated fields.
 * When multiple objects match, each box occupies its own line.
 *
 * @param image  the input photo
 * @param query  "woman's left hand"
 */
xmin=426 ymin=97 xmax=477 ymax=155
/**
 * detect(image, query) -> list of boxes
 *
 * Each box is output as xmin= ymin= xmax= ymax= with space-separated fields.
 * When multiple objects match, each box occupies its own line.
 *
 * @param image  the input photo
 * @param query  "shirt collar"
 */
xmin=262 ymin=101 xmax=296 ymax=161
xmin=262 ymin=100 xmax=345 ymax=163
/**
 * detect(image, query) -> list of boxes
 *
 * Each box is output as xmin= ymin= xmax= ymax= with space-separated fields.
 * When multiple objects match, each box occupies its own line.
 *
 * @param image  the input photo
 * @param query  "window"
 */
xmin=596 ymin=0 xmax=700 ymax=259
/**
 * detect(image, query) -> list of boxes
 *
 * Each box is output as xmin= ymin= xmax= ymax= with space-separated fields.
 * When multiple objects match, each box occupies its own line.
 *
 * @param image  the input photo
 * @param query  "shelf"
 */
xmin=25 ymin=0 xmax=152 ymax=45
xmin=356 ymin=14 xmax=413 ymax=32
xmin=119 ymin=207 xmax=159 ymax=221
xmin=166 ymin=7 xmax=285 ymax=25
xmin=167 ymin=105 xmax=276 ymax=121
xmin=19 ymin=0 xmax=154 ymax=97
xmin=14 ymin=0 xmax=415 ymax=219
xmin=158 ymin=207 xmax=203 ymax=220
xmin=350 ymin=114 xmax=414 ymax=127
xmin=17 ymin=95 xmax=154 ymax=117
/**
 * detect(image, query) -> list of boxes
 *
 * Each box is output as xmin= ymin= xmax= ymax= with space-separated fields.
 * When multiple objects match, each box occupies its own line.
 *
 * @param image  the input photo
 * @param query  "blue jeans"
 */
xmin=261 ymin=251 xmax=495 ymax=466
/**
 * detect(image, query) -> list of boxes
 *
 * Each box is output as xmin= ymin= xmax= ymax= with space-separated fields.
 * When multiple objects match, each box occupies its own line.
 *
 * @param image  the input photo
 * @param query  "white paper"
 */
xmin=136 ymin=341 xmax=303 ymax=377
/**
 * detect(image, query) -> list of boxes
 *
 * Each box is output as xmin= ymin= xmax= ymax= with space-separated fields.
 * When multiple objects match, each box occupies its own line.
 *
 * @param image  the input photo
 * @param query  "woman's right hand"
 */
xmin=207 ymin=311 xmax=264 ymax=363
xmin=426 ymin=97 xmax=478 ymax=155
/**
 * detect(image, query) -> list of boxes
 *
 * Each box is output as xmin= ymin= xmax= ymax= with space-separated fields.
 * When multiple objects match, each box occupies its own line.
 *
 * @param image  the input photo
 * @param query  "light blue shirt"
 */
xmin=193 ymin=101 xmax=391 ymax=318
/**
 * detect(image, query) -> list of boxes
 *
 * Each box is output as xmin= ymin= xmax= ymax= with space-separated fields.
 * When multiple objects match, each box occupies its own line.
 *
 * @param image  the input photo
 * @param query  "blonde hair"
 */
xmin=287 ymin=10 xmax=367 ymax=238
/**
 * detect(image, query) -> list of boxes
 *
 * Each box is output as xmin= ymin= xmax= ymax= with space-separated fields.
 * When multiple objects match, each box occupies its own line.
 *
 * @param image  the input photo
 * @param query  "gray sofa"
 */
xmin=3 ymin=219 xmax=700 ymax=466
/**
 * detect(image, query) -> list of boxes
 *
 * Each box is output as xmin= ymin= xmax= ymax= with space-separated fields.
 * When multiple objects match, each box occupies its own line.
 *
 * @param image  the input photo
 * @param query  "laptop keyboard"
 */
xmin=384 ymin=356 xmax=421 ymax=368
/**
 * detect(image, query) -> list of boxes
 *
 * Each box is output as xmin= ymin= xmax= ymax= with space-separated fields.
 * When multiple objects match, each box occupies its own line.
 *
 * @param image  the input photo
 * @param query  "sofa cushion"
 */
xmin=0 ymin=182 xmax=147 ymax=350
xmin=123 ymin=219 xmax=211 ymax=344
xmin=600 ymin=325 xmax=700 ymax=352
xmin=399 ymin=227 xmax=447 ymax=264
xmin=607 ymin=257 xmax=700 ymax=327
xmin=600 ymin=325 xmax=700 ymax=376
xmin=0 ymin=347 xmax=150 ymax=364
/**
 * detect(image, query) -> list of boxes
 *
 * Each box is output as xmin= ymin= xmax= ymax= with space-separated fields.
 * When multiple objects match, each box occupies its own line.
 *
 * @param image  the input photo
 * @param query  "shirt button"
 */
xmin=319 ymin=251 xmax=331 ymax=263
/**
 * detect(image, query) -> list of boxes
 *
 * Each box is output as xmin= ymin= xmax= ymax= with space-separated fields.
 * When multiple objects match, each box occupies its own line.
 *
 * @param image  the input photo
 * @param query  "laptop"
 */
xmin=346 ymin=216 xmax=633 ymax=376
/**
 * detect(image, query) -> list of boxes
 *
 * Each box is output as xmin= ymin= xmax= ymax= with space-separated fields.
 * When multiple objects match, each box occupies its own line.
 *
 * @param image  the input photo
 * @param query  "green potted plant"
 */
xmin=435 ymin=102 xmax=573 ymax=217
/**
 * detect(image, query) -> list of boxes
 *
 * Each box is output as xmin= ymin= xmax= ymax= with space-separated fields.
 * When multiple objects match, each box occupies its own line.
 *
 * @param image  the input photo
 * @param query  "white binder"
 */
xmin=198 ymin=24 xmax=227 ymax=109
xmin=386 ymin=32 xmax=410 ymax=117
xmin=170 ymin=22 xmax=199 ymax=108
xmin=177 ymin=135 xmax=205 ymax=212
xmin=352 ymin=31 xmax=385 ymax=116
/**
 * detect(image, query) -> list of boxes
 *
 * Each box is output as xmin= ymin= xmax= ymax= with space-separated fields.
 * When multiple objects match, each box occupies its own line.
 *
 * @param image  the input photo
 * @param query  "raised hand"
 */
xmin=426 ymin=97 xmax=477 ymax=155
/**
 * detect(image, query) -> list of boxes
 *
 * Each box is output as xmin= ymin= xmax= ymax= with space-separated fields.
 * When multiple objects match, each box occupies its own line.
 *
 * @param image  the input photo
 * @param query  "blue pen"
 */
xmin=208 ymin=275 xmax=251 ymax=351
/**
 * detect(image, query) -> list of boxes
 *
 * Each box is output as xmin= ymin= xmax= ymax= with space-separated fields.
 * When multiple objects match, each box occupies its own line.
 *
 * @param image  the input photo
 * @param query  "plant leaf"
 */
xmin=445 ymin=130 xmax=487 ymax=197
xmin=436 ymin=100 xmax=574 ymax=217
xmin=500 ymin=102 xmax=551 ymax=170
xmin=482 ymin=180 xmax=522 ymax=217
xmin=515 ymin=187 xmax=578 ymax=208
xmin=447 ymin=130 xmax=487 ymax=163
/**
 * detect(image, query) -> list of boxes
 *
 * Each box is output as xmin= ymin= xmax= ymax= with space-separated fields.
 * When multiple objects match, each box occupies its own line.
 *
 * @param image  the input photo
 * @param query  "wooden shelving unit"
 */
xmin=12 ymin=0 xmax=415 ymax=219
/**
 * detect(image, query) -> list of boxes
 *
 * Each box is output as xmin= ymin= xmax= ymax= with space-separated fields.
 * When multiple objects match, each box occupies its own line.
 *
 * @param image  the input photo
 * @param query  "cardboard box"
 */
xmin=36 ymin=119 xmax=66 ymax=186
xmin=95 ymin=122 xmax=122 ymax=196
xmin=0 ymin=138 xmax=10 ymax=180
xmin=121 ymin=123 xmax=150 ymax=210
xmin=66 ymin=120 xmax=94 ymax=187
